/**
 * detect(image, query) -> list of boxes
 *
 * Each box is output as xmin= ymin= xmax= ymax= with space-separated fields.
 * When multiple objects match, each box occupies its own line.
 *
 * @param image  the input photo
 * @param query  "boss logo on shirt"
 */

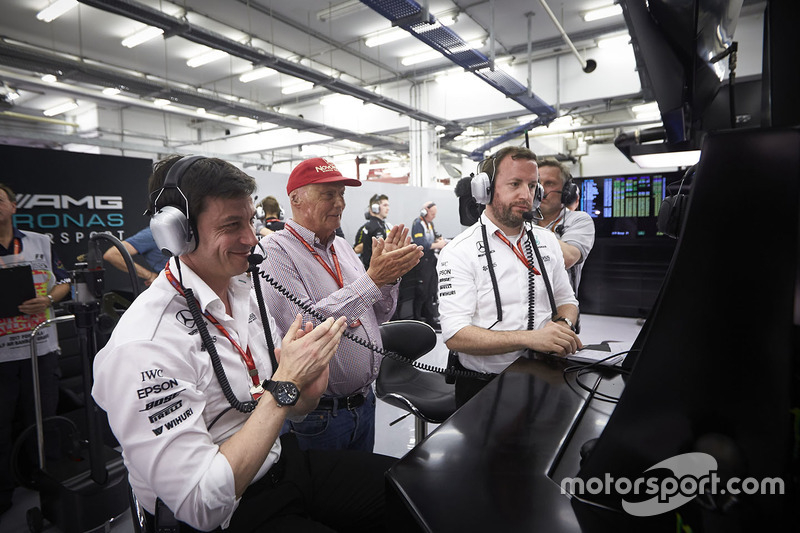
xmin=139 ymin=390 xmax=184 ymax=411
xmin=176 ymin=310 xmax=195 ymax=329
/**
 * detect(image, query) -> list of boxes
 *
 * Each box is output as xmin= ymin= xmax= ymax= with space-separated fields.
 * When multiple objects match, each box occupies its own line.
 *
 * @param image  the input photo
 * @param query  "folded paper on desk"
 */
xmin=567 ymin=341 xmax=627 ymax=366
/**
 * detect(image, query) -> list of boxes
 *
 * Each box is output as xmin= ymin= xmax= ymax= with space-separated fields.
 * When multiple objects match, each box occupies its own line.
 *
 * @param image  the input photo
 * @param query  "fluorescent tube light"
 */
xmin=41 ymin=74 xmax=57 ymax=83
xmin=597 ymin=34 xmax=631 ymax=49
xmin=281 ymin=81 xmax=314 ymax=95
xmin=153 ymin=98 xmax=170 ymax=106
xmin=43 ymin=100 xmax=78 ymax=116
xmin=36 ymin=0 xmax=78 ymax=23
xmin=238 ymin=116 xmax=258 ymax=127
xmin=102 ymin=87 xmax=121 ymax=96
xmin=239 ymin=67 xmax=276 ymax=83
xmin=121 ymin=26 xmax=164 ymax=48
xmin=583 ymin=5 xmax=623 ymax=22
xmin=186 ymin=49 xmax=228 ymax=68
xmin=630 ymin=143 xmax=701 ymax=168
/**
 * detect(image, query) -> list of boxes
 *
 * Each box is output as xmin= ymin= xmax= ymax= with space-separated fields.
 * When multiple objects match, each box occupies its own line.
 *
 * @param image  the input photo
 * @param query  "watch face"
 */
xmin=274 ymin=382 xmax=299 ymax=406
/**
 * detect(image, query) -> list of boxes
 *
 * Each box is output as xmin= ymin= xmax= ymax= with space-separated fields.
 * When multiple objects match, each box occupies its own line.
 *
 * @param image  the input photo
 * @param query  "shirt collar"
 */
xmin=286 ymin=219 xmax=334 ymax=250
xmin=480 ymin=212 xmax=523 ymax=241
xmin=0 ymin=228 xmax=26 ymax=254
xmin=168 ymin=256 xmax=251 ymax=317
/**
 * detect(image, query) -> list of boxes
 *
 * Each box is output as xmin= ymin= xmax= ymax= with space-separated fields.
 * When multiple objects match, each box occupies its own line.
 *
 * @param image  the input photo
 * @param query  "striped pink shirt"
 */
xmin=258 ymin=220 xmax=398 ymax=396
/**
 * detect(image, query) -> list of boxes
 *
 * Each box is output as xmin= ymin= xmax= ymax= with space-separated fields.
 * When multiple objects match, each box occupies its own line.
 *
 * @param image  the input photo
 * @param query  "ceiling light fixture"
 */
xmin=583 ymin=4 xmax=623 ymax=22
xmin=281 ymin=81 xmax=314 ymax=95
xmin=41 ymin=74 xmax=57 ymax=83
xmin=402 ymin=39 xmax=484 ymax=66
xmin=186 ymin=49 xmax=229 ymax=68
xmin=121 ymin=26 xmax=164 ymax=48
xmin=238 ymin=67 xmax=276 ymax=83
xmin=630 ymin=143 xmax=702 ymax=168
xmin=43 ymin=100 xmax=78 ymax=116
xmin=238 ymin=116 xmax=258 ymax=127
xmin=196 ymin=107 xmax=206 ymax=115
xmin=36 ymin=0 xmax=78 ymax=23
xmin=597 ymin=34 xmax=631 ymax=49
xmin=153 ymin=98 xmax=170 ymax=106
xmin=316 ymin=0 xmax=367 ymax=22
xmin=102 ymin=87 xmax=121 ymax=96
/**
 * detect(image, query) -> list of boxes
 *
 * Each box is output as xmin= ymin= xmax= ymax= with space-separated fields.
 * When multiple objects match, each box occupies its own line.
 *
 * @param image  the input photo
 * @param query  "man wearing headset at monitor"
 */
xmin=534 ymin=159 xmax=596 ymax=296
xmin=92 ymin=156 xmax=396 ymax=532
xmin=437 ymin=147 xmax=583 ymax=407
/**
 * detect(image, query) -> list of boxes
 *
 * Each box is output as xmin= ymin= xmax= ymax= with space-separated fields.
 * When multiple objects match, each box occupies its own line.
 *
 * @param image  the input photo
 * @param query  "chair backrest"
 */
xmin=379 ymin=320 xmax=437 ymax=362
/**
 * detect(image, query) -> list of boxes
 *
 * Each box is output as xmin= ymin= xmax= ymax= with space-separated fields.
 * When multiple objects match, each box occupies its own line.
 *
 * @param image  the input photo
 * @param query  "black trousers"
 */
xmin=147 ymin=433 xmax=397 ymax=533
xmin=0 ymin=351 xmax=60 ymax=509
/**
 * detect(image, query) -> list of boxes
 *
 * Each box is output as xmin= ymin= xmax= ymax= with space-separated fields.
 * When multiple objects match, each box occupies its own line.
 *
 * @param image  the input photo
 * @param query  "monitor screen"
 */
xmin=573 ymin=172 xmax=681 ymax=238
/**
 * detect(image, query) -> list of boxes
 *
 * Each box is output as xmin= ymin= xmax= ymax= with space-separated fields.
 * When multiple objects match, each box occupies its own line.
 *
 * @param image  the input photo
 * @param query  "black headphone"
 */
xmin=657 ymin=166 xmax=695 ymax=239
xmin=149 ymin=155 xmax=206 ymax=256
xmin=420 ymin=202 xmax=435 ymax=218
xmin=369 ymin=194 xmax=381 ymax=214
xmin=561 ymin=172 xmax=579 ymax=206
xmin=471 ymin=154 xmax=544 ymax=209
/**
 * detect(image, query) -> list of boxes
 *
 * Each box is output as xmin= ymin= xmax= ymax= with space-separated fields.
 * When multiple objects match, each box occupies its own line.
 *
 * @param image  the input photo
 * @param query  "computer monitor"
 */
xmin=573 ymin=172 xmax=682 ymax=239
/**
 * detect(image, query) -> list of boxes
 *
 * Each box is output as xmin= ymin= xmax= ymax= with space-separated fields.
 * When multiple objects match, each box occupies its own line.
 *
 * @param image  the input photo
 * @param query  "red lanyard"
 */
xmin=494 ymin=231 xmax=541 ymax=275
xmin=13 ymin=238 xmax=20 ymax=255
xmin=164 ymin=262 xmax=263 ymax=399
xmin=285 ymin=224 xmax=344 ymax=288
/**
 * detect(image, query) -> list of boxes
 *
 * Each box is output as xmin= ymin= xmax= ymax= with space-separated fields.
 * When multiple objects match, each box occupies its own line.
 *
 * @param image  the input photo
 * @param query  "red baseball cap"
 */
xmin=286 ymin=158 xmax=362 ymax=195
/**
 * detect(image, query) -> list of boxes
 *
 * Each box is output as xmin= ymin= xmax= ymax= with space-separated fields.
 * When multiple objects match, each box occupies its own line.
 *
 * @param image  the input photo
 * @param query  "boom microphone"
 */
xmin=522 ymin=209 xmax=543 ymax=221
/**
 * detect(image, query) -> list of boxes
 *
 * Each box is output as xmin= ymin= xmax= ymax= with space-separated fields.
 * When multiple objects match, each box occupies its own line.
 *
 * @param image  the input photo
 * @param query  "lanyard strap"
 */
xmin=286 ymin=224 xmax=344 ymax=288
xmin=164 ymin=262 xmax=262 ymax=396
xmin=494 ymin=231 xmax=541 ymax=275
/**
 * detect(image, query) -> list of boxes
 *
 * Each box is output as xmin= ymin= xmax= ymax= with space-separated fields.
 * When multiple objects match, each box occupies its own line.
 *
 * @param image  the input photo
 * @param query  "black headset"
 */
xmin=561 ymin=173 xmax=579 ymax=206
xmin=149 ymin=155 xmax=206 ymax=257
xmin=420 ymin=202 xmax=435 ymax=218
xmin=657 ymin=165 xmax=695 ymax=238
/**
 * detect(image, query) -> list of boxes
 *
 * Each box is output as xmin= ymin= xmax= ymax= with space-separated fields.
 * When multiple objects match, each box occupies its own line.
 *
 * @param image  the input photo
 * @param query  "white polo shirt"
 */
xmin=92 ymin=257 xmax=281 ymax=531
xmin=437 ymin=214 xmax=578 ymax=374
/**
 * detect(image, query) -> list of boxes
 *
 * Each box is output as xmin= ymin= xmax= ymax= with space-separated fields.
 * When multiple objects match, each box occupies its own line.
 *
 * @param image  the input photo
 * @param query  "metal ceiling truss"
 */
xmin=360 ymin=0 xmax=558 ymax=120
xmin=77 ymin=0 xmax=464 ymax=138
xmin=0 ymin=39 xmax=408 ymax=153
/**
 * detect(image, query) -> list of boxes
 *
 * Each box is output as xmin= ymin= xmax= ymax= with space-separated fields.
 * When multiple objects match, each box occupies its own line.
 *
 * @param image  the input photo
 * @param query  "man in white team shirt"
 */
xmin=437 ymin=146 xmax=582 ymax=407
xmin=92 ymin=156 xmax=395 ymax=532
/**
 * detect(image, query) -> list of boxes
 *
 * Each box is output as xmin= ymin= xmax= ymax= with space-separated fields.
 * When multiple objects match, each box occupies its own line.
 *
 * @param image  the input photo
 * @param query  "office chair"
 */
xmin=375 ymin=320 xmax=457 ymax=443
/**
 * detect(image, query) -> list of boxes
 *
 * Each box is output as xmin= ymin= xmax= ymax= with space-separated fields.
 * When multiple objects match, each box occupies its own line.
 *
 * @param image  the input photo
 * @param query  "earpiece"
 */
xmin=470 ymin=155 xmax=498 ymax=205
xmin=278 ymin=206 xmax=285 ymax=221
xmin=657 ymin=165 xmax=695 ymax=239
xmin=561 ymin=175 xmax=579 ymax=205
xmin=420 ymin=202 xmax=435 ymax=218
xmin=369 ymin=194 xmax=381 ymax=214
xmin=149 ymin=155 xmax=206 ymax=257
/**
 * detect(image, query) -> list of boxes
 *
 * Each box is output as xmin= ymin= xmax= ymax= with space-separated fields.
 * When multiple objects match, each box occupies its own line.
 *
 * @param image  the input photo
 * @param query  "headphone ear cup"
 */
xmin=657 ymin=194 xmax=686 ymax=238
xmin=420 ymin=208 xmax=427 ymax=217
xmin=532 ymin=182 xmax=544 ymax=210
xmin=371 ymin=203 xmax=380 ymax=214
xmin=150 ymin=205 xmax=196 ymax=256
xmin=471 ymin=172 xmax=492 ymax=205
xmin=562 ymin=180 xmax=579 ymax=205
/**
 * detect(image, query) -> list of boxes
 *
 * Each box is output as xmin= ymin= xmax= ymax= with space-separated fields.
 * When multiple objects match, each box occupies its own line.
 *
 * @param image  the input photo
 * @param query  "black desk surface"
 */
xmin=385 ymin=356 xmax=625 ymax=533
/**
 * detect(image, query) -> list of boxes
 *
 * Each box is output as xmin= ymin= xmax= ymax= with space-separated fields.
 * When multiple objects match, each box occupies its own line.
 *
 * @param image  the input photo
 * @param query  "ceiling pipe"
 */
xmin=537 ymin=0 xmax=597 ymax=73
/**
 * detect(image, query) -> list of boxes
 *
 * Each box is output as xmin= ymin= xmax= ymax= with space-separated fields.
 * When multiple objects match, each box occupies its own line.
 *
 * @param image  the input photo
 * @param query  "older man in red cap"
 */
xmin=258 ymin=158 xmax=422 ymax=452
